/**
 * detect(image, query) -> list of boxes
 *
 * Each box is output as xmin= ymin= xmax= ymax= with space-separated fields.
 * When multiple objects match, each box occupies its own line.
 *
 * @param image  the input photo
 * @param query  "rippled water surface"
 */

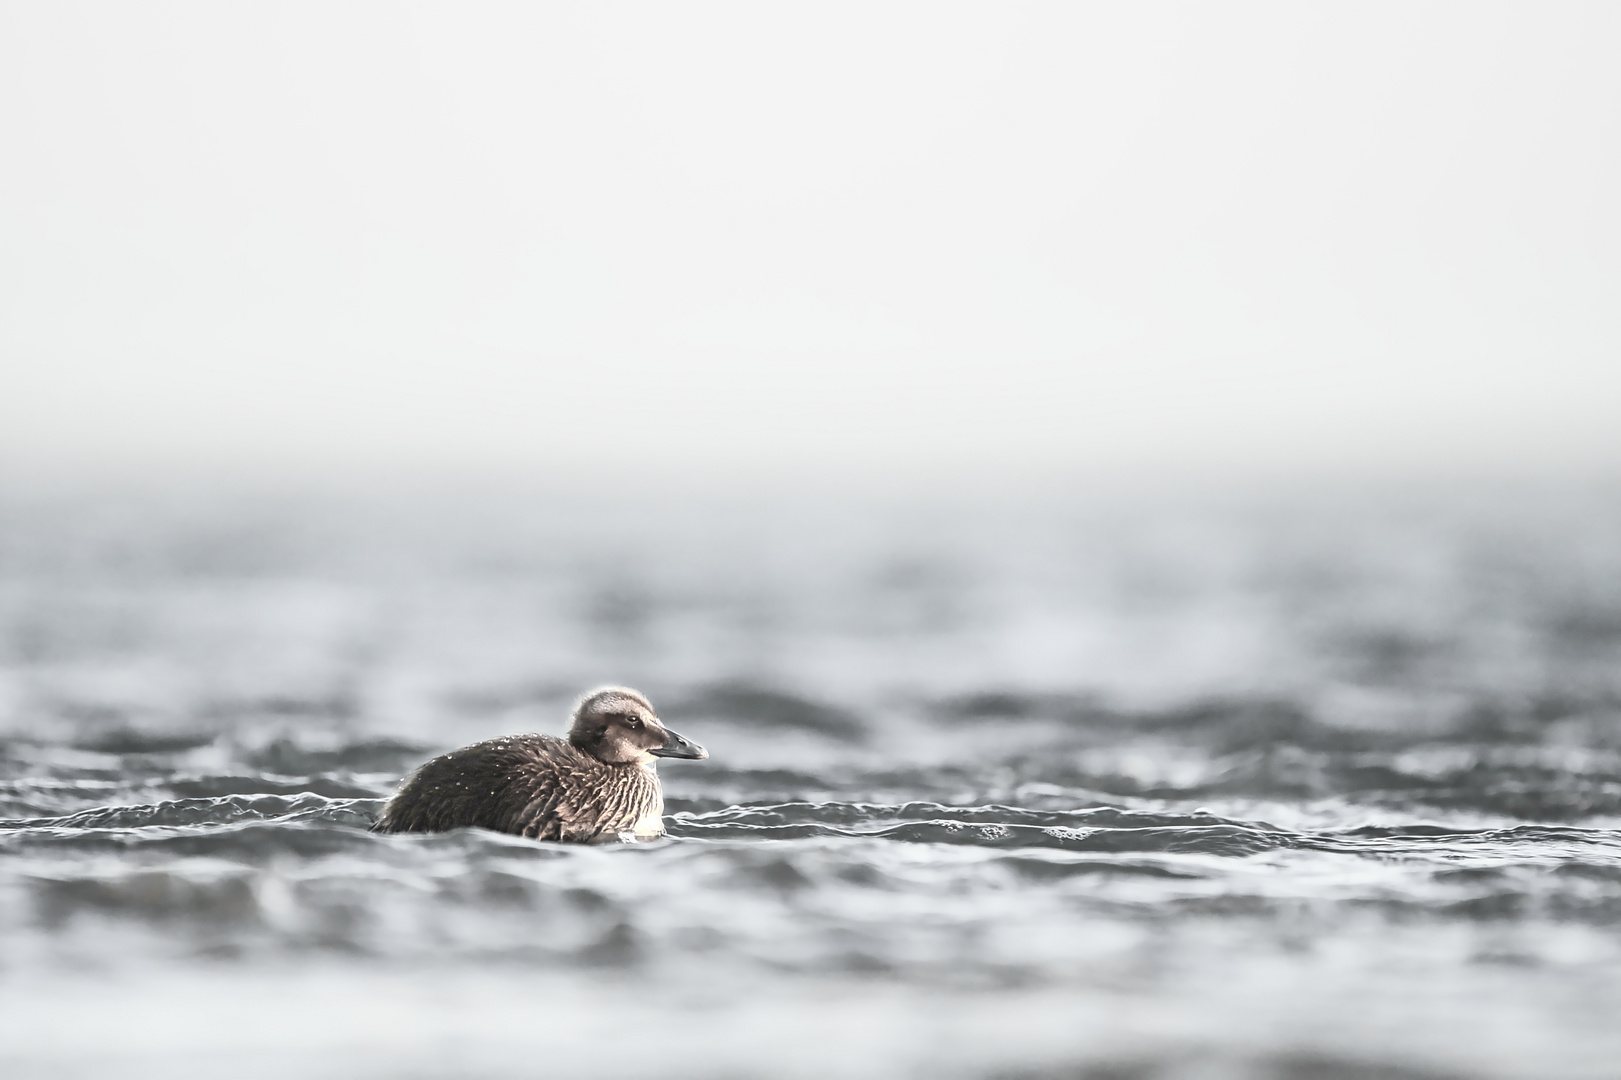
xmin=3 ymin=484 xmax=1621 ymax=1078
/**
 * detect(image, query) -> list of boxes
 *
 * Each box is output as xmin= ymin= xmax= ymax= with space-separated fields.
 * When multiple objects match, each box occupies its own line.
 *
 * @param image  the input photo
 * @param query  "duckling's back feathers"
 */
xmin=371 ymin=733 xmax=664 ymax=842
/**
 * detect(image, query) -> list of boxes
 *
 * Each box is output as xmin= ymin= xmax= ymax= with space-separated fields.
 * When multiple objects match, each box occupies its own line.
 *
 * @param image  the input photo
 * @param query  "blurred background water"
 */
xmin=3 ymin=482 xmax=1621 ymax=1079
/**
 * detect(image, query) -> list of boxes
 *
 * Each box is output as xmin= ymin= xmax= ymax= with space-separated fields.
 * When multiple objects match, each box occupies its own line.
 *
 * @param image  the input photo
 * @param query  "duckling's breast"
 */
xmin=625 ymin=807 xmax=666 ymax=839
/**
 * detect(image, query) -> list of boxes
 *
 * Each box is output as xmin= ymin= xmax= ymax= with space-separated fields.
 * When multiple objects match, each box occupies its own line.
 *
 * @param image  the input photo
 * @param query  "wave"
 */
xmin=8 ymin=792 xmax=1617 ymax=859
xmin=1 ymin=792 xmax=381 ymax=831
xmin=0 ymin=790 xmax=1617 ymax=986
xmin=9 ymin=789 xmax=1609 ymax=886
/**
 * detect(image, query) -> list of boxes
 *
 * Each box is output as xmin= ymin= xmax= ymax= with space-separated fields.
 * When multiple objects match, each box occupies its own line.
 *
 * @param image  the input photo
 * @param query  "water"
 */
xmin=2 ymin=483 xmax=1621 ymax=1079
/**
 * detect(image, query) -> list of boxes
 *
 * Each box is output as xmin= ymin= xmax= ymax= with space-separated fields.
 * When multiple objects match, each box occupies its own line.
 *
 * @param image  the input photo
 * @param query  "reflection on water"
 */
xmin=1 ymin=483 xmax=1620 ymax=1078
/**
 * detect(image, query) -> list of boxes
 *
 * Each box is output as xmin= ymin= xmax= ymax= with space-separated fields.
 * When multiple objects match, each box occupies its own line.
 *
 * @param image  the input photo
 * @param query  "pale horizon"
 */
xmin=2 ymin=2 xmax=1617 ymax=488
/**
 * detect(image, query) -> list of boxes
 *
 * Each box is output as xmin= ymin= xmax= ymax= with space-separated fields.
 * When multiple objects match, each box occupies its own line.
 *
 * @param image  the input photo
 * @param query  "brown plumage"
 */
xmin=372 ymin=687 xmax=707 ymax=842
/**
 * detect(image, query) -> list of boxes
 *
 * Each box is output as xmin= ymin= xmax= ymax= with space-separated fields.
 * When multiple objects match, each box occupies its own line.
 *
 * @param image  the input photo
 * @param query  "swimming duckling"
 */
xmin=372 ymin=687 xmax=707 ymax=842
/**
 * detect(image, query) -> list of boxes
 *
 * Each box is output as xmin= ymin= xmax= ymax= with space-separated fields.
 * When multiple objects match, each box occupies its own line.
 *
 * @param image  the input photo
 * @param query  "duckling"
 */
xmin=372 ymin=687 xmax=707 ymax=842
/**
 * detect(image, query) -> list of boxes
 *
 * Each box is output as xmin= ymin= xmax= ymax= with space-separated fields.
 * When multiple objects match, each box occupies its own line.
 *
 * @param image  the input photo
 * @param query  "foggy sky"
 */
xmin=1 ymin=2 xmax=1617 ymax=486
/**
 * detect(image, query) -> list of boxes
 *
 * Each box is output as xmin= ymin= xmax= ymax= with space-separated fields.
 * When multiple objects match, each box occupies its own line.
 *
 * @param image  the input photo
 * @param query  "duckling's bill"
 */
xmin=651 ymin=727 xmax=708 ymax=759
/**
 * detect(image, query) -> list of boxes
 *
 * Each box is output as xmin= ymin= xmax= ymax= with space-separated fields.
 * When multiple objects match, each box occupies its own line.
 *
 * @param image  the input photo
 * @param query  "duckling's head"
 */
xmin=569 ymin=686 xmax=708 ymax=766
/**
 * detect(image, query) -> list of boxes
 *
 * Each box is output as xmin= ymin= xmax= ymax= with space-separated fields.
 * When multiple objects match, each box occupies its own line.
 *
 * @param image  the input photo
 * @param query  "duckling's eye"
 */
xmin=625 ymin=715 xmax=642 ymax=728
